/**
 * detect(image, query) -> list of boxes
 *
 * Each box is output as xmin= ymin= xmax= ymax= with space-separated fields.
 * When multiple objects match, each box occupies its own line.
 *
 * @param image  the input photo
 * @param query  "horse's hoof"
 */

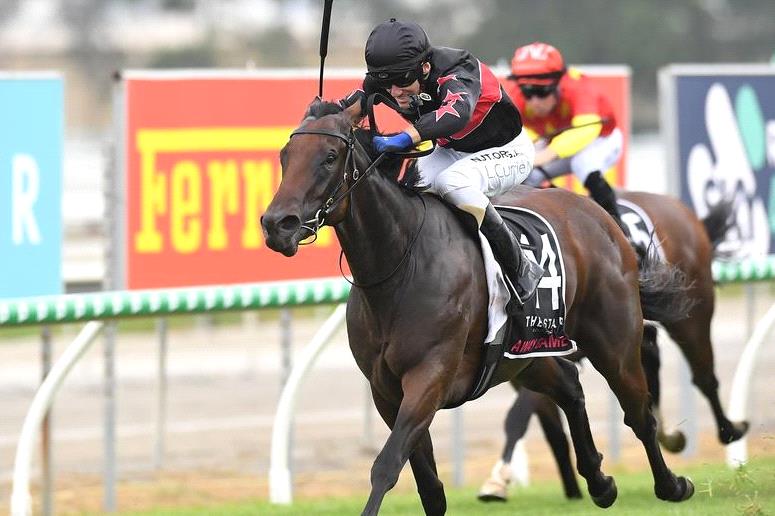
xmin=478 ymin=478 xmax=508 ymax=503
xmin=478 ymin=491 xmax=507 ymax=503
xmin=720 ymin=420 xmax=750 ymax=444
xmin=658 ymin=429 xmax=687 ymax=453
xmin=590 ymin=476 xmax=617 ymax=508
xmin=656 ymin=476 xmax=694 ymax=502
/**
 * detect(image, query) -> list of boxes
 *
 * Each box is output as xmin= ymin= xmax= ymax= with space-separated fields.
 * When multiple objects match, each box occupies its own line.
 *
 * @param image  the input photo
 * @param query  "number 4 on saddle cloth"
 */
xmin=497 ymin=206 xmax=576 ymax=360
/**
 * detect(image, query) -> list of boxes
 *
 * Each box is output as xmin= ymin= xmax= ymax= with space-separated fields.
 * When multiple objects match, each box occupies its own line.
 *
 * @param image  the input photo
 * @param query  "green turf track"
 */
xmin=107 ymin=456 xmax=775 ymax=515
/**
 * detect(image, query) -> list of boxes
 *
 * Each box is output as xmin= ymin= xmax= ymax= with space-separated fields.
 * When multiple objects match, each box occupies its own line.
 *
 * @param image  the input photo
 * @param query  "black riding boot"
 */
xmin=481 ymin=204 xmax=544 ymax=306
xmin=584 ymin=171 xmax=646 ymax=260
xmin=584 ymin=171 xmax=628 ymax=233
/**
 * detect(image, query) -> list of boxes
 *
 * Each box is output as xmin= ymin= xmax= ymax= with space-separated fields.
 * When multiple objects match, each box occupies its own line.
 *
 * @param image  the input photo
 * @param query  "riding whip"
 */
xmin=318 ymin=0 xmax=334 ymax=98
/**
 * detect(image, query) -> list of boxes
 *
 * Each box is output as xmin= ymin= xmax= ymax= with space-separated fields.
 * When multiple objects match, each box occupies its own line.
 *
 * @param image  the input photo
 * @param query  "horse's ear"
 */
xmin=301 ymin=96 xmax=323 ymax=121
xmin=344 ymin=100 xmax=363 ymax=126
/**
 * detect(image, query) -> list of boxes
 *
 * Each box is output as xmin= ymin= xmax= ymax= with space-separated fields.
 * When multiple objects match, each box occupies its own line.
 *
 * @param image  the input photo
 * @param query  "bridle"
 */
xmin=289 ymin=126 xmax=387 ymax=241
xmin=289 ymin=92 xmax=415 ymax=241
xmin=286 ymin=122 xmax=426 ymax=289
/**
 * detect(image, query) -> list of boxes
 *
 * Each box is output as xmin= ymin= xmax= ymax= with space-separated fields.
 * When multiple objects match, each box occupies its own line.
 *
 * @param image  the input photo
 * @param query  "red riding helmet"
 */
xmin=510 ymin=42 xmax=566 ymax=85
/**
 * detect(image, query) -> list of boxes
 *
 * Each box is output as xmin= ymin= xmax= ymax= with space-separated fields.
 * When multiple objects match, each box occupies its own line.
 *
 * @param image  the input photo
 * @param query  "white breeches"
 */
xmin=525 ymin=127 xmax=623 ymax=186
xmin=416 ymin=130 xmax=535 ymax=224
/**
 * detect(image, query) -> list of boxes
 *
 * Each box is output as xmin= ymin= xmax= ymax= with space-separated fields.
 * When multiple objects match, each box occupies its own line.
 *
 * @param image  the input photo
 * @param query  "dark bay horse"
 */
xmin=261 ymin=99 xmax=695 ymax=515
xmin=478 ymin=191 xmax=749 ymax=502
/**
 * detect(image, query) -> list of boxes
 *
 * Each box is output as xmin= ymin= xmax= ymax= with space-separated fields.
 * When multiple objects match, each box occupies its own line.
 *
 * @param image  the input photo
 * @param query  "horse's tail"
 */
xmin=701 ymin=198 xmax=735 ymax=254
xmin=638 ymin=251 xmax=697 ymax=323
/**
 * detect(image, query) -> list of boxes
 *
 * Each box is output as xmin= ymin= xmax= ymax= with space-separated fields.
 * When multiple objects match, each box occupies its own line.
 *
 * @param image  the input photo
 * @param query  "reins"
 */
xmin=339 ymin=192 xmax=427 ymax=289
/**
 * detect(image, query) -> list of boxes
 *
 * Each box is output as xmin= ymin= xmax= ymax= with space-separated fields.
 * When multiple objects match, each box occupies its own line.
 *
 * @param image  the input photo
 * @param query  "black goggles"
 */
xmin=519 ymin=83 xmax=557 ymax=99
xmin=368 ymin=67 xmax=421 ymax=89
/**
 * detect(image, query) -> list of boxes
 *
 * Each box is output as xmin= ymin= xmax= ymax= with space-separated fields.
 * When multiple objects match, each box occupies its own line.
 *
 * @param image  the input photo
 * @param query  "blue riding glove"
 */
xmin=373 ymin=131 xmax=414 ymax=153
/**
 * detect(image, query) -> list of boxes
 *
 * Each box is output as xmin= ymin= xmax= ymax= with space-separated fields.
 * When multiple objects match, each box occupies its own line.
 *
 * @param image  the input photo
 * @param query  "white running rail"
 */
xmin=11 ymin=321 xmax=105 ymax=516
xmin=269 ymin=303 xmax=347 ymax=504
xmin=726 ymin=301 xmax=775 ymax=467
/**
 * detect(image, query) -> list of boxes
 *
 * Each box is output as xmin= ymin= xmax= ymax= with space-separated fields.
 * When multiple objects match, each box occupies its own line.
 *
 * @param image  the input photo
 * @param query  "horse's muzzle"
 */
xmin=261 ymin=211 xmax=304 ymax=257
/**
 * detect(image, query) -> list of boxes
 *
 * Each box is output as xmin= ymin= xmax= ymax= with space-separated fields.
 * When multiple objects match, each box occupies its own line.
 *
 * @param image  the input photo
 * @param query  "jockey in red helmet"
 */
xmin=338 ymin=19 xmax=544 ymax=306
xmin=506 ymin=42 xmax=628 ymax=236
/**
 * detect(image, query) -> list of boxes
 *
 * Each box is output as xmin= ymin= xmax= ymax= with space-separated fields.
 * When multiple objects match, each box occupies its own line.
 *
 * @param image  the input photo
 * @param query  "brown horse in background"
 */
xmin=478 ymin=191 xmax=748 ymax=502
xmin=261 ymin=99 xmax=696 ymax=515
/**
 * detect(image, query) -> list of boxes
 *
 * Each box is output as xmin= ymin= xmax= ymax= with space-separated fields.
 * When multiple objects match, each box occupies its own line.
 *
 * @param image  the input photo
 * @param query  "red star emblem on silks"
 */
xmin=437 ymin=74 xmax=457 ymax=87
xmin=434 ymin=89 xmax=468 ymax=121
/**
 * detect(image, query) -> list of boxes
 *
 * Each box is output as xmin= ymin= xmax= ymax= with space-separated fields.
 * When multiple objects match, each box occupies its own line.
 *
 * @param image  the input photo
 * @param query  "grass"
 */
xmin=103 ymin=457 xmax=775 ymax=515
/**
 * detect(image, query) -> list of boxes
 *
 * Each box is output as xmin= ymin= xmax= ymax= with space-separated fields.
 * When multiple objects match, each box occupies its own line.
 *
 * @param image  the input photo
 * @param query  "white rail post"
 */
xmin=154 ymin=317 xmax=168 ymax=470
xmin=726 ymin=301 xmax=775 ymax=467
xmin=11 ymin=321 xmax=105 ymax=516
xmin=269 ymin=303 xmax=347 ymax=504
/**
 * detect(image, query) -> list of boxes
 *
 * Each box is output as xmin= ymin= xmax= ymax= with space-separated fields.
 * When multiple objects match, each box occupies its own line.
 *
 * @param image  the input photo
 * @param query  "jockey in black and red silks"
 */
xmin=339 ymin=19 xmax=543 ymax=305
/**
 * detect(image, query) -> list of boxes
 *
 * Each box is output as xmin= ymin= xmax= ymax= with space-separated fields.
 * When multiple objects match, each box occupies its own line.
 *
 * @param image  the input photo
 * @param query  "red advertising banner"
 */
xmin=123 ymin=68 xmax=629 ymax=289
xmin=577 ymin=67 xmax=630 ymax=190
xmin=125 ymin=73 xmax=350 ymax=288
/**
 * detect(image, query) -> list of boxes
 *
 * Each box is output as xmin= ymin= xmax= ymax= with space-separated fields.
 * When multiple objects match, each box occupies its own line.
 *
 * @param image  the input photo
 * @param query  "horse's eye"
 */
xmin=324 ymin=152 xmax=337 ymax=165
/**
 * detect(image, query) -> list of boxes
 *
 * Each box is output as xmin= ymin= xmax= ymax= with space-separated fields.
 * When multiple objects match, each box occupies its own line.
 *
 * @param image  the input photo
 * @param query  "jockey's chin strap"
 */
xmin=288 ymin=127 xmax=388 ymax=243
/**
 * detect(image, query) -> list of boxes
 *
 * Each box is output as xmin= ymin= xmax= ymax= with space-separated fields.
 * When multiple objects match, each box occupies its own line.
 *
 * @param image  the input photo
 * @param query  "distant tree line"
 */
xmin=2 ymin=0 xmax=772 ymax=131
xmin=349 ymin=0 xmax=775 ymax=130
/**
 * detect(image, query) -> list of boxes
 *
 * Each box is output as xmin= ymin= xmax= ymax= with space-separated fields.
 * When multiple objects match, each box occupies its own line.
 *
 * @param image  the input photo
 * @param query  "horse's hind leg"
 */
xmin=520 ymin=357 xmax=617 ymax=508
xmin=533 ymin=390 xmax=583 ymax=499
xmin=365 ymin=371 xmax=446 ymax=516
xmin=584 ymin=331 xmax=694 ymax=502
xmin=502 ymin=385 xmax=537 ymax=463
xmin=663 ymin=298 xmax=749 ymax=444
xmin=478 ymin=384 xmax=538 ymax=502
xmin=479 ymin=384 xmax=581 ymax=501
xmin=640 ymin=323 xmax=687 ymax=452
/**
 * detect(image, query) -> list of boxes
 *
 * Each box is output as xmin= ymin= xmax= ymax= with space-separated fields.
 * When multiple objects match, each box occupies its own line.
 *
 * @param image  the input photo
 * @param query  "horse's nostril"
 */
xmin=278 ymin=215 xmax=301 ymax=233
xmin=261 ymin=212 xmax=300 ymax=235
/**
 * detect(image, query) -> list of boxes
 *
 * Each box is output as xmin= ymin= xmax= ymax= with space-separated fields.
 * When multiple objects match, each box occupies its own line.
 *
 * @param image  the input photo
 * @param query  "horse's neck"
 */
xmin=335 ymin=157 xmax=420 ymax=283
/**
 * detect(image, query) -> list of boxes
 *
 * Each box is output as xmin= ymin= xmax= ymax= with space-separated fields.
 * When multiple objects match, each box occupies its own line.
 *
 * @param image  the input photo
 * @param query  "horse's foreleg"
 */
xmin=520 ymin=357 xmax=617 ymax=508
xmin=534 ymin=391 xmax=583 ymax=499
xmin=640 ymin=324 xmax=687 ymax=453
xmin=408 ymin=429 xmax=446 ymax=515
xmin=664 ymin=315 xmax=749 ymax=444
xmin=364 ymin=369 xmax=446 ymax=516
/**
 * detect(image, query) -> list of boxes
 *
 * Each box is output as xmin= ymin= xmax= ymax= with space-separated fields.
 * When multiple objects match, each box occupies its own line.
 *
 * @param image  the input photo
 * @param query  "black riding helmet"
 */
xmin=365 ymin=19 xmax=431 ymax=88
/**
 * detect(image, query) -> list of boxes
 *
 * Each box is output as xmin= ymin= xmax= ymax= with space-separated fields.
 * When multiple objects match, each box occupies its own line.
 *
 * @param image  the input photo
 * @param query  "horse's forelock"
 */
xmin=304 ymin=99 xmax=344 ymax=120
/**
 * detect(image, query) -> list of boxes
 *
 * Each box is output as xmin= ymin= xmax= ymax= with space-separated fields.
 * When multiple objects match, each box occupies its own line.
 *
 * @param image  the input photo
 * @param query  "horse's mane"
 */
xmin=303 ymin=99 xmax=425 ymax=192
